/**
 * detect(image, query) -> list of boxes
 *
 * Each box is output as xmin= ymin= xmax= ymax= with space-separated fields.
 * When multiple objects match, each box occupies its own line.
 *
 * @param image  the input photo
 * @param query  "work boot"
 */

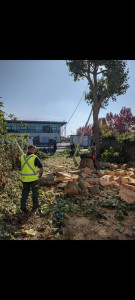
xmin=32 ymin=203 xmax=40 ymax=210
xmin=31 ymin=205 xmax=41 ymax=215
xmin=21 ymin=207 xmax=29 ymax=213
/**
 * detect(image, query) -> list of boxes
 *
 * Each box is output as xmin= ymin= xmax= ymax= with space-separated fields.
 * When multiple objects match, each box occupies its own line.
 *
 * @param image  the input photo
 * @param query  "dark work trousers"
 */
xmin=21 ymin=180 xmax=39 ymax=210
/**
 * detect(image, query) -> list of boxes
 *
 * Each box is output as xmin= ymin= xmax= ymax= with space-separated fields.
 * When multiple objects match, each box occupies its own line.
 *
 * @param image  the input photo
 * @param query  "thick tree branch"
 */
xmin=97 ymin=69 xmax=107 ymax=75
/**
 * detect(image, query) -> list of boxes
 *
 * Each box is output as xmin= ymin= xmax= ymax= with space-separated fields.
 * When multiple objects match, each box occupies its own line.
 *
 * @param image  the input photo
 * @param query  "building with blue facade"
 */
xmin=5 ymin=120 xmax=67 ymax=145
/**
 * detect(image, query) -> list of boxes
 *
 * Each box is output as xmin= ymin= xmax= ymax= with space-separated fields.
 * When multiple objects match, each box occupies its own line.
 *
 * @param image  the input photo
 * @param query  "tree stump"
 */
xmin=79 ymin=154 xmax=95 ymax=170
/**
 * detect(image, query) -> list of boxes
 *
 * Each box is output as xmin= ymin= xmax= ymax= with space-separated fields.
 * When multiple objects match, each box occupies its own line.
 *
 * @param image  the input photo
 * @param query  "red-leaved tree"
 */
xmin=99 ymin=118 xmax=107 ymax=126
xmin=76 ymin=125 xmax=93 ymax=136
xmin=106 ymin=107 xmax=135 ymax=134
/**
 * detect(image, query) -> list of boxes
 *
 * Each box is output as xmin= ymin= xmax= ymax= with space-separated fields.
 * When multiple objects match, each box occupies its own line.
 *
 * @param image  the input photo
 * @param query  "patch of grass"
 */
xmin=101 ymin=199 xmax=117 ymax=209
xmin=115 ymin=222 xmax=125 ymax=233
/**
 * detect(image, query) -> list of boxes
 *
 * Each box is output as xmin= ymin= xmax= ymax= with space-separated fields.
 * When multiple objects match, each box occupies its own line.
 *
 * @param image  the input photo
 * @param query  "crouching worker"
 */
xmin=20 ymin=145 xmax=43 ymax=212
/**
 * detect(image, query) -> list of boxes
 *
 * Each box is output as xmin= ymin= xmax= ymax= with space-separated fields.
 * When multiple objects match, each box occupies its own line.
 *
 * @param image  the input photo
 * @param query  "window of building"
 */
xmin=6 ymin=123 xmax=17 ymax=132
xmin=50 ymin=124 xmax=60 ymax=133
xmin=6 ymin=122 xmax=61 ymax=134
xmin=42 ymin=125 xmax=50 ymax=133
xmin=27 ymin=124 xmax=36 ymax=133
xmin=36 ymin=124 xmax=43 ymax=133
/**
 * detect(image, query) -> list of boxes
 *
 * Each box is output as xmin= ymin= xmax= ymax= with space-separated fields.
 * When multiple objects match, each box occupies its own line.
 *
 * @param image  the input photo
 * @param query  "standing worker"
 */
xmin=91 ymin=142 xmax=97 ymax=169
xmin=20 ymin=145 xmax=43 ymax=212
xmin=70 ymin=142 xmax=75 ymax=156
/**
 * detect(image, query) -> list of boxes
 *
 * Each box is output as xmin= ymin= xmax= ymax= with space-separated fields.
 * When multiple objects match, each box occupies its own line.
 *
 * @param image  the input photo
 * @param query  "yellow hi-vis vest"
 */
xmin=21 ymin=154 xmax=39 ymax=182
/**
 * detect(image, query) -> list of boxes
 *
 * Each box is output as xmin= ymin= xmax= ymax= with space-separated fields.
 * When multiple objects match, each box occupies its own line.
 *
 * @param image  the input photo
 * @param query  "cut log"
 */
xmin=64 ymin=181 xmax=80 ymax=195
xmin=118 ymin=187 xmax=135 ymax=203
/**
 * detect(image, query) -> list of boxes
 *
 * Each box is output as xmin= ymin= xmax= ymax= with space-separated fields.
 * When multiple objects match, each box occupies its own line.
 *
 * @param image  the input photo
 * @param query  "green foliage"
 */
xmin=35 ymin=148 xmax=51 ymax=160
xmin=60 ymin=148 xmax=70 ymax=155
xmin=99 ymin=124 xmax=116 ymax=140
xmin=115 ymin=222 xmax=125 ymax=233
xmin=0 ymin=101 xmax=7 ymax=135
xmin=114 ymin=199 xmax=130 ymax=222
xmin=116 ymin=132 xmax=134 ymax=143
xmin=58 ymin=141 xmax=83 ymax=157
xmin=66 ymin=60 xmax=130 ymax=109
xmin=101 ymin=198 xmax=117 ymax=208
xmin=0 ymin=99 xmax=30 ymax=172
xmin=101 ymin=146 xmax=120 ymax=163
xmin=66 ymin=61 xmax=130 ymax=158
xmin=82 ymin=146 xmax=91 ymax=155
xmin=0 ymin=133 xmax=29 ymax=172
xmin=100 ymin=125 xmax=135 ymax=163
xmin=73 ymin=141 xmax=83 ymax=156
xmin=0 ymin=217 xmax=19 ymax=240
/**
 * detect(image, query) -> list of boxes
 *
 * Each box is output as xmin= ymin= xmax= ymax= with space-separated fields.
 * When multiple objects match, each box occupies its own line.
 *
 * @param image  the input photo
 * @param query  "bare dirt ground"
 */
xmin=10 ymin=187 xmax=135 ymax=240
xmin=62 ymin=209 xmax=135 ymax=240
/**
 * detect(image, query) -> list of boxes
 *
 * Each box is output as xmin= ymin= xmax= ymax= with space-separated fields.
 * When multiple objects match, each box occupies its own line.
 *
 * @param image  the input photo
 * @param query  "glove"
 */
xmin=39 ymin=173 xmax=42 ymax=178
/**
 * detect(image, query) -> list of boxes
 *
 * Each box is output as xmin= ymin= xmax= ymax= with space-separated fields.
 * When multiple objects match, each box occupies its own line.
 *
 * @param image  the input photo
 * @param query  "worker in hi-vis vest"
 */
xmin=20 ymin=145 xmax=43 ymax=212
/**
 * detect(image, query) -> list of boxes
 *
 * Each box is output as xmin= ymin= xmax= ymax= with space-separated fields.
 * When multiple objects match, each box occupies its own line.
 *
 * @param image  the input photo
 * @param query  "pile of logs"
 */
xmin=39 ymin=160 xmax=135 ymax=203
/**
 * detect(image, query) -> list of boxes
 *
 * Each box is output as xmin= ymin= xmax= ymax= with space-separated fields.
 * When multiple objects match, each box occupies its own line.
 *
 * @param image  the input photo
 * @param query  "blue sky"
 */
xmin=0 ymin=60 xmax=135 ymax=136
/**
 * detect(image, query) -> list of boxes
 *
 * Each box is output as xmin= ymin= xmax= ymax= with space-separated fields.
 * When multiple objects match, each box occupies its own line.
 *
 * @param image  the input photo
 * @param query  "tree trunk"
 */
xmin=93 ymin=67 xmax=100 ymax=158
xmin=93 ymin=103 xmax=100 ymax=158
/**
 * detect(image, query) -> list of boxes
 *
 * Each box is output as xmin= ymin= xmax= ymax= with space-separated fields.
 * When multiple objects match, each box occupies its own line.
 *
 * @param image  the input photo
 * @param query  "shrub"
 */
xmin=0 ymin=133 xmax=29 ymax=173
xmin=35 ymin=148 xmax=51 ymax=159
xmin=101 ymin=146 xmax=120 ymax=163
xmin=100 ymin=130 xmax=135 ymax=163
